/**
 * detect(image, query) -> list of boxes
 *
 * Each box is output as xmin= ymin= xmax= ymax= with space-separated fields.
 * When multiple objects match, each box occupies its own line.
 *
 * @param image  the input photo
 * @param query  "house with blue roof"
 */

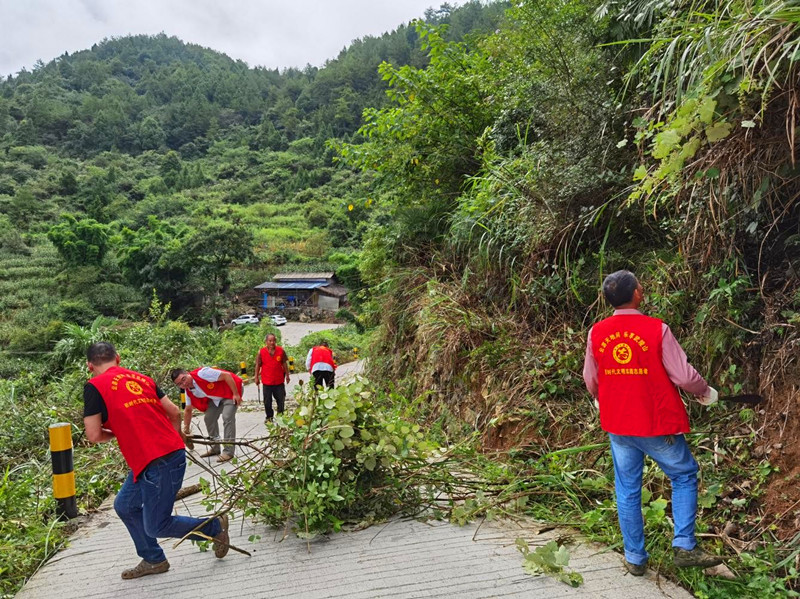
xmin=254 ymin=272 xmax=349 ymax=311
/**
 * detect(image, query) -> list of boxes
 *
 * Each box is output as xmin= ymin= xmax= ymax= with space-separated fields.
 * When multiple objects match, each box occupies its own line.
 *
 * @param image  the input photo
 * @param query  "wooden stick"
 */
xmin=175 ymin=484 xmax=201 ymax=501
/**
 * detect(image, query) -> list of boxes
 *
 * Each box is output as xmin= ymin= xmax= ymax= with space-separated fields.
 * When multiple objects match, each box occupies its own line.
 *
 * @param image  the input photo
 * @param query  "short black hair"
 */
xmin=319 ymin=340 xmax=329 ymax=347
xmin=602 ymin=270 xmax=639 ymax=307
xmin=87 ymin=341 xmax=117 ymax=365
xmin=170 ymin=368 xmax=188 ymax=382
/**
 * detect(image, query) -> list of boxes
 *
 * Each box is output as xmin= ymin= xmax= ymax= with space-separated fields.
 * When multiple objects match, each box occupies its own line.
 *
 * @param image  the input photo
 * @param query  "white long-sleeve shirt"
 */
xmin=186 ymin=367 xmax=226 ymax=407
xmin=306 ymin=348 xmax=334 ymax=373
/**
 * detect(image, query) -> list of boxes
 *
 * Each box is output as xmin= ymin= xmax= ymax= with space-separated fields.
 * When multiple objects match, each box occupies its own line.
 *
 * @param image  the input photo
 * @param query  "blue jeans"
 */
xmin=608 ymin=434 xmax=699 ymax=566
xmin=114 ymin=449 xmax=221 ymax=563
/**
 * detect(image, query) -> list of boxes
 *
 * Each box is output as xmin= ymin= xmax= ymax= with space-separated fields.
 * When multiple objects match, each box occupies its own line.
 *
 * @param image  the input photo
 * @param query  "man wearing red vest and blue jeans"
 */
xmin=583 ymin=271 xmax=723 ymax=576
xmin=83 ymin=342 xmax=229 ymax=580
xmin=171 ymin=366 xmax=243 ymax=462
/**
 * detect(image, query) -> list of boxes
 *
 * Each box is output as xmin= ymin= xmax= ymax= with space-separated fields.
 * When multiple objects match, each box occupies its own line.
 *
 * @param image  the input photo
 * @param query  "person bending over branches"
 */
xmin=171 ymin=366 xmax=243 ymax=463
xmin=83 ymin=342 xmax=229 ymax=580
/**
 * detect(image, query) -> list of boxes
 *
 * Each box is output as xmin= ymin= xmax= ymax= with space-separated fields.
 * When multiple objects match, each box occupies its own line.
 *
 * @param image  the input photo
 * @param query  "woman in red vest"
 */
xmin=583 ymin=270 xmax=722 ymax=576
xmin=306 ymin=339 xmax=336 ymax=389
xmin=170 ymin=366 xmax=242 ymax=463
xmin=83 ymin=342 xmax=229 ymax=579
xmin=254 ymin=333 xmax=290 ymax=422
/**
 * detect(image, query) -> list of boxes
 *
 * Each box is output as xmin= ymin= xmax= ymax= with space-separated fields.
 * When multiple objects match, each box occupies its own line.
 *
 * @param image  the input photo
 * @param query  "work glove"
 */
xmin=698 ymin=386 xmax=718 ymax=406
xmin=181 ymin=429 xmax=194 ymax=450
xmin=593 ymin=398 xmax=600 ymax=411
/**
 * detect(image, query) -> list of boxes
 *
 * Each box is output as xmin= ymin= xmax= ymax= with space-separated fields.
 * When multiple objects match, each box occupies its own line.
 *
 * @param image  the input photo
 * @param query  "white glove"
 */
xmin=698 ymin=386 xmax=718 ymax=406
xmin=593 ymin=398 xmax=600 ymax=410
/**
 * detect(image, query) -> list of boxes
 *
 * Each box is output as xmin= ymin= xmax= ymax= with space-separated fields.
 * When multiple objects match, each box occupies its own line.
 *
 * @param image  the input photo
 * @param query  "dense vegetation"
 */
xmin=5 ymin=0 xmax=800 ymax=596
xmin=0 ymin=1 xmax=505 ymax=375
xmin=337 ymin=0 xmax=800 ymax=596
xmin=0 ymin=4 xmax=504 ymax=596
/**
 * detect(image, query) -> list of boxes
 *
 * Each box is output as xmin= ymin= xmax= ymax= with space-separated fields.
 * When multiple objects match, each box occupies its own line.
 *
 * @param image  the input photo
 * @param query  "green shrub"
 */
xmin=207 ymin=377 xmax=433 ymax=535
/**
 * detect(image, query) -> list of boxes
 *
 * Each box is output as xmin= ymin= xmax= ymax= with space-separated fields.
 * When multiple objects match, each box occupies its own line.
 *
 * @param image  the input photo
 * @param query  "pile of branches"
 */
xmin=190 ymin=377 xmax=522 ymax=538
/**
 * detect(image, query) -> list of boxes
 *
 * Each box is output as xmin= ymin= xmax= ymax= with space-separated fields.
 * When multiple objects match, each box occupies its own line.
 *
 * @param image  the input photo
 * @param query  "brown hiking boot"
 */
xmin=213 ymin=514 xmax=229 ymax=558
xmin=121 ymin=559 xmax=170 ymax=579
xmin=200 ymin=449 xmax=220 ymax=458
xmin=216 ymin=453 xmax=233 ymax=463
xmin=624 ymin=559 xmax=647 ymax=576
xmin=673 ymin=546 xmax=723 ymax=568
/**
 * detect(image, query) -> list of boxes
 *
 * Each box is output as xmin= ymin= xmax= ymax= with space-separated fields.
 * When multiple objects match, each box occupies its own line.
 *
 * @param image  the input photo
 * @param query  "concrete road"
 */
xmin=274 ymin=321 xmax=343 ymax=346
xmin=243 ymin=359 xmax=364 ymax=417
xmin=17 ymin=358 xmax=693 ymax=599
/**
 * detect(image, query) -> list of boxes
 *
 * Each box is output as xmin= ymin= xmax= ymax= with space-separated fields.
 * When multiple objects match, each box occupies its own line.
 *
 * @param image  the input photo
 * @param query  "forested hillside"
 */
xmin=0 ymin=4 xmax=509 ymax=595
xmin=0 ymin=1 xmax=505 ymax=375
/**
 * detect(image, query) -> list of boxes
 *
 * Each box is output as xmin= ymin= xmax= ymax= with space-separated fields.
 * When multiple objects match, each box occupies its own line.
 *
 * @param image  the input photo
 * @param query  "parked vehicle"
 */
xmin=231 ymin=314 xmax=259 ymax=325
xmin=269 ymin=314 xmax=287 ymax=326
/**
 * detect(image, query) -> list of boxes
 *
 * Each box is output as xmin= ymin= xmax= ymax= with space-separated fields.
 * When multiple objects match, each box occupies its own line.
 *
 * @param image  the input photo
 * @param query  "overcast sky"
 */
xmin=0 ymin=0 xmax=441 ymax=77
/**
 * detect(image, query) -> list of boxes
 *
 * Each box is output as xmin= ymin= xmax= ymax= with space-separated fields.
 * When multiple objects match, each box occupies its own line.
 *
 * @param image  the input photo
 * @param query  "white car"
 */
xmin=231 ymin=314 xmax=259 ymax=325
xmin=269 ymin=314 xmax=287 ymax=326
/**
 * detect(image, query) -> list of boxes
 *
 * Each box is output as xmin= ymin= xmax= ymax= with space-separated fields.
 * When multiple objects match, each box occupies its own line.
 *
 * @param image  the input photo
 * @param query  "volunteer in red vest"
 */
xmin=170 ymin=366 xmax=243 ymax=463
xmin=254 ymin=333 xmax=290 ymax=422
xmin=306 ymin=339 xmax=336 ymax=389
xmin=83 ymin=342 xmax=229 ymax=580
xmin=583 ymin=270 xmax=722 ymax=576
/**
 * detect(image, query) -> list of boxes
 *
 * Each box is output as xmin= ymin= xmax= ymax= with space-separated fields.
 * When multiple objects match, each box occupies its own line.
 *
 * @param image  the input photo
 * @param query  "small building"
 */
xmin=255 ymin=272 xmax=348 ymax=311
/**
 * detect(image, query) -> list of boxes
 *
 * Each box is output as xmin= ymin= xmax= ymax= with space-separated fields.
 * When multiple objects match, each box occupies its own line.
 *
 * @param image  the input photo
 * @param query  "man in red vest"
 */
xmin=583 ymin=270 xmax=722 ymax=576
xmin=306 ymin=339 xmax=336 ymax=389
xmin=254 ymin=333 xmax=290 ymax=422
xmin=83 ymin=342 xmax=229 ymax=580
xmin=170 ymin=366 xmax=243 ymax=463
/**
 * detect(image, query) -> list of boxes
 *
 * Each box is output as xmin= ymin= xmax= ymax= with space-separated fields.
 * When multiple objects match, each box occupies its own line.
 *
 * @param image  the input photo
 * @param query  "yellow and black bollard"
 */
xmin=49 ymin=423 xmax=78 ymax=519
xmin=240 ymin=361 xmax=248 ymax=381
xmin=288 ymin=356 xmax=295 ymax=373
xmin=353 ymin=347 xmax=359 ymax=361
xmin=180 ymin=391 xmax=186 ymax=410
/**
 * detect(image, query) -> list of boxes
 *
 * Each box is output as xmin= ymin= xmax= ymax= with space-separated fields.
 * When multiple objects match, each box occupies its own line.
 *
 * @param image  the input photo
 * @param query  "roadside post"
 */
xmin=48 ymin=423 xmax=78 ymax=519
xmin=289 ymin=356 xmax=295 ymax=373
xmin=240 ymin=361 xmax=248 ymax=381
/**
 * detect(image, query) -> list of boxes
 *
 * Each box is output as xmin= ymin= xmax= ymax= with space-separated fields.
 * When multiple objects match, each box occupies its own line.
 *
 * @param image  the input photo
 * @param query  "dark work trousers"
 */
xmin=263 ymin=384 xmax=286 ymax=420
xmin=312 ymin=370 xmax=335 ymax=389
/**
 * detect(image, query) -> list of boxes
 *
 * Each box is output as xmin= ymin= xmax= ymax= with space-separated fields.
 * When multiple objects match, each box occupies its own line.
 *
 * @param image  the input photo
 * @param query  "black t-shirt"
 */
xmin=83 ymin=383 xmax=166 ymax=423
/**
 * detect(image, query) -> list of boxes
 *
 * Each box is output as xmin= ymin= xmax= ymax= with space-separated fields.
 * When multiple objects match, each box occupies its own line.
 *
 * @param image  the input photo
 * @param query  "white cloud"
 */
xmin=0 ymin=0 xmax=438 ymax=77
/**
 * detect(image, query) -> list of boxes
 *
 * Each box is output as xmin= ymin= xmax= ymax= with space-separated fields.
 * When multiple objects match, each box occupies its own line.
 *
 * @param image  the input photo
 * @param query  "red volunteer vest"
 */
xmin=88 ymin=366 xmax=184 ymax=480
xmin=187 ymin=368 xmax=244 ymax=412
xmin=259 ymin=346 xmax=287 ymax=385
xmin=310 ymin=346 xmax=335 ymax=370
xmin=590 ymin=313 xmax=689 ymax=436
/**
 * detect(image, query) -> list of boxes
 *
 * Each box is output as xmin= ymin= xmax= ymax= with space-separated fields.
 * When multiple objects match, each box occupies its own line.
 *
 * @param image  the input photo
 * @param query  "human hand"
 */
xmin=285 ymin=374 xmax=290 ymax=384
xmin=233 ymin=394 xmax=242 ymax=406
xmin=593 ymin=398 xmax=600 ymax=411
xmin=180 ymin=429 xmax=194 ymax=450
xmin=697 ymin=386 xmax=718 ymax=406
